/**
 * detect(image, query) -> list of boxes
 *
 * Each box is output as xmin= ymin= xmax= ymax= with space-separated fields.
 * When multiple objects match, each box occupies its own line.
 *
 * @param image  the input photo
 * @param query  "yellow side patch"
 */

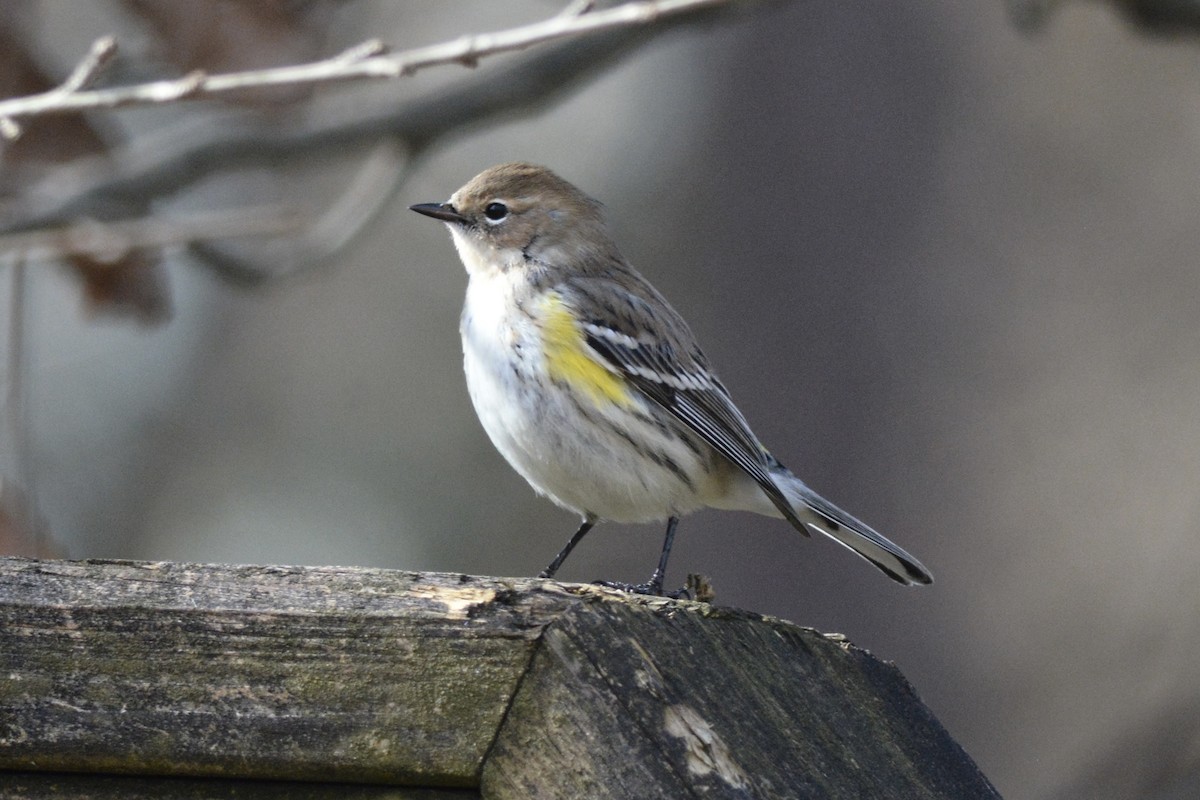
xmin=541 ymin=294 xmax=632 ymax=407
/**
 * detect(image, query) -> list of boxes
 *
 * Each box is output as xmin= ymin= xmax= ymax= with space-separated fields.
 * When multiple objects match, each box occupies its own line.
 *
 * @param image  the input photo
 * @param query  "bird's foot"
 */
xmin=592 ymin=579 xmax=690 ymax=600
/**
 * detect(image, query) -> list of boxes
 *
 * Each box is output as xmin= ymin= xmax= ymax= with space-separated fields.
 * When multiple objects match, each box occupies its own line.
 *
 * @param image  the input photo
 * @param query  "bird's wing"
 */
xmin=581 ymin=315 xmax=808 ymax=533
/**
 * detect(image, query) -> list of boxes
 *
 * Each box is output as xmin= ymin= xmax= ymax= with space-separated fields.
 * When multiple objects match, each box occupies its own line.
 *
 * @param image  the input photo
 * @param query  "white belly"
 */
xmin=459 ymin=274 xmax=718 ymax=523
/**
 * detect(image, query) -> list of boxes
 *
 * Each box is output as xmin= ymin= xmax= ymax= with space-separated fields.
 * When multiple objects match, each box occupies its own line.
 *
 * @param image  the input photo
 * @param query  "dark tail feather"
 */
xmin=787 ymin=481 xmax=933 ymax=586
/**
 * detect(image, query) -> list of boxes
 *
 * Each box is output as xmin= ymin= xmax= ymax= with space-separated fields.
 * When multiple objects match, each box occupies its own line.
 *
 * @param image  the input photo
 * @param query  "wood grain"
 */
xmin=482 ymin=598 xmax=999 ymax=799
xmin=0 ymin=559 xmax=563 ymax=786
xmin=0 ymin=557 xmax=997 ymax=797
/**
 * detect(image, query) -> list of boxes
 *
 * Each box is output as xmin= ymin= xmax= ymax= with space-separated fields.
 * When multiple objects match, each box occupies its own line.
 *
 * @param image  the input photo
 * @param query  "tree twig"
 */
xmin=0 ymin=0 xmax=770 ymax=283
xmin=0 ymin=36 xmax=118 ymax=141
xmin=59 ymin=36 xmax=118 ymax=95
xmin=0 ymin=0 xmax=733 ymax=136
xmin=1 ymin=0 xmax=756 ymax=235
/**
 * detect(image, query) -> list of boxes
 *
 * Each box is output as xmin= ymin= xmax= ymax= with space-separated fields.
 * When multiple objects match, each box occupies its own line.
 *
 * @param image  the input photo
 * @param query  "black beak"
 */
xmin=410 ymin=202 xmax=469 ymax=225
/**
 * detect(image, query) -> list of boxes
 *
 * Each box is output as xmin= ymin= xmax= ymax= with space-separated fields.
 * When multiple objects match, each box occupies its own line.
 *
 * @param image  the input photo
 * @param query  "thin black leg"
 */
xmin=539 ymin=516 xmax=596 ymax=579
xmin=646 ymin=516 xmax=679 ymax=595
xmin=594 ymin=516 xmax=686 ymax=598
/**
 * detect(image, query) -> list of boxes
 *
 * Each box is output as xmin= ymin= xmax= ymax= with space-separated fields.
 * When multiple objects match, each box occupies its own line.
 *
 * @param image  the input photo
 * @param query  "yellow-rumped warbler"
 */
xmin=411 ymin=163 xmax=932 ymax=594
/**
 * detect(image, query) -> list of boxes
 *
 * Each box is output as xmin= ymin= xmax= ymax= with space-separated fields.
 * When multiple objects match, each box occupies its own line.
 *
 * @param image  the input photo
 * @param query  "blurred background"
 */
xmin=3 ymin=0 xmax=1200 ymax=797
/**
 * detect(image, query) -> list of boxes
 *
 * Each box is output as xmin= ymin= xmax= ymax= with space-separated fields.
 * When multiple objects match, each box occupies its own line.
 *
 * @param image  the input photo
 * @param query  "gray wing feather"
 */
xmin=583 ymin=327 xmax=808 ymax=532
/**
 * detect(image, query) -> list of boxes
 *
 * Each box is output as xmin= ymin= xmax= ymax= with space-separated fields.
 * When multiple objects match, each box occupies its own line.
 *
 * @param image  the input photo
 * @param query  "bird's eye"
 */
xmin=483 ymin=202 xmax=508 ymax=223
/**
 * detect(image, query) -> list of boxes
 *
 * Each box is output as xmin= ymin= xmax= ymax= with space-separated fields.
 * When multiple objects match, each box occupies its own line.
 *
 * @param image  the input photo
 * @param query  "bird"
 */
xmin=410 ymin=162 xmax=932 ymax=595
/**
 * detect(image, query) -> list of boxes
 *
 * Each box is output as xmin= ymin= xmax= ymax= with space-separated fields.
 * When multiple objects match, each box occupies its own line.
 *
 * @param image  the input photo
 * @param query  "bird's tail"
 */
xmin=774 ymin=468 xmax=933 ymax=586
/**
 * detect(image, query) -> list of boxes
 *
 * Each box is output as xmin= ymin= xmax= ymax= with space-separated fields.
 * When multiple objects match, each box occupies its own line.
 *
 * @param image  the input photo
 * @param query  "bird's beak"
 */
xmin=410 ymin=202 xmax=469 ymax=225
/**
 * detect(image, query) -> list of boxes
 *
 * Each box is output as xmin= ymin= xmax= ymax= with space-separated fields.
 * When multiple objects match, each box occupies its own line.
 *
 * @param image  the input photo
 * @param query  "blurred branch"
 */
xmin=185 ymin=141 xmax=412 ymax=285
xmin=0 ymin=206 xmax=301 ymax=262
xmin=0 ymin=0 xmax=763 ymax=260
xmin=0 ymin=0 xmax=770 ymax=286
xmin=0 ymin=0 xmax=732 ymax=137
xmin=1008 ymin=0 xmax=1200 ymax=34
xmin=0 ymin=36 xmax=117 ymax=140
xmin=2 ymin=253 xmax=41 ymax=555
xmin=57 ymin=36 xmax=119 ymax=95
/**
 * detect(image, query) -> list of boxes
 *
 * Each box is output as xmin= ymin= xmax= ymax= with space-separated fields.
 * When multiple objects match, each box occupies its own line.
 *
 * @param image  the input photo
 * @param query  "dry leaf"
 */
xmin=0 ymin=13 xmax=172 ymax=324
xmin=65 ymin=247 xmax=172 ymax=326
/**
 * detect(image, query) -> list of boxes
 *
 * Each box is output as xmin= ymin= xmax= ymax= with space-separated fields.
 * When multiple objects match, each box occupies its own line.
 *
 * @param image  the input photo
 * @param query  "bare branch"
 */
xmin=0 ymin=0 xmax=772 ymax=286
xmin=59 ymin=36 xmax=118 ymax=94
xmin=0 ymin=207 xmax=301 ymax=262
xmin=2 ymin=0 xmax=757 ymax=240
xmin=0 ymin=0 xmax=735 ymax=131
xmin=0 ymin=35 xmax=119 ymax=141
xmin=186 ymin=142 xmax=412 ymax=285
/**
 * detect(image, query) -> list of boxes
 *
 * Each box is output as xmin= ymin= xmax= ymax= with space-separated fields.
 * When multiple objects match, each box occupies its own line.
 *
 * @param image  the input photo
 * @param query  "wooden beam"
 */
xmin=482 ymin=597 xmax=995 ymax=798
xmin=0 ymin=557 xmax=998 ymax=796
xmin=0 ymin=771 xmax=477 ymax=799
xmin=0 ymin=559 xmax=560 ymax=786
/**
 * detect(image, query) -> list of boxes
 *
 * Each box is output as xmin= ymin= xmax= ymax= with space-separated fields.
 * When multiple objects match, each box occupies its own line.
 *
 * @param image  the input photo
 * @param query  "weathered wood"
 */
xmin=0 ymin=559 xmax=563 ymax=786
xmin=481 ymin=599 xmax=999 ymax=799
xmin=0 ymin=557 xmax=997 ymax=797
xmin=0 ymin=771 xmax=477 ymax=799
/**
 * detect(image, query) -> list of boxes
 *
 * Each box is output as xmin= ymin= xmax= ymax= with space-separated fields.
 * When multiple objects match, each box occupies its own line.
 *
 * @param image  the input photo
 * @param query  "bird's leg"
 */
xmin=538 ymin=516 xmax=596 ymax=579
xmin=646 ymin=515 xmax=679 ymax=595
xmin=595 ymin=517 xmax=688 ymax=598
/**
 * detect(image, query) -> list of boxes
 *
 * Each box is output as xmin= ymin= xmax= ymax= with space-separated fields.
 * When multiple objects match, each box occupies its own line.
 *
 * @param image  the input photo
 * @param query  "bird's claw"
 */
xmin=592 ymin=579 xmax=690 ymax=600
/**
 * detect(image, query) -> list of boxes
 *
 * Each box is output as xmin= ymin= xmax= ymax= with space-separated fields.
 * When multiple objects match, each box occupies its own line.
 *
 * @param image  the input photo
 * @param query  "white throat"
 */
xmin=448 ymin=225 xmax=521 ymax=278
